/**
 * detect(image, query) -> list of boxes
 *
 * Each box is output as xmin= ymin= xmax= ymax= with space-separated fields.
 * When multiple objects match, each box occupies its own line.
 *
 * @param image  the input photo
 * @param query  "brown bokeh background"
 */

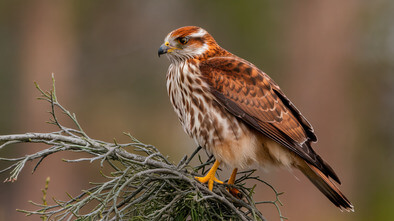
xmin=0 ymin=1 xmax=393 ymax=220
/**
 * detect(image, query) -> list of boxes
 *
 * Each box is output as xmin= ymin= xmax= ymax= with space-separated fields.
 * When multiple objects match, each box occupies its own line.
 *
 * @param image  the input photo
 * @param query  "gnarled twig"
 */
xmin=0 ymin=75 xmax=286 ymax=220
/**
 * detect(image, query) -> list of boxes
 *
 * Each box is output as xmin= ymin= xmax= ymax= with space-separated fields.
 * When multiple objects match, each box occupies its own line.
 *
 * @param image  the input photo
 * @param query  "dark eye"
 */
xmin=178 ymin=37 xmax=189 ymax=45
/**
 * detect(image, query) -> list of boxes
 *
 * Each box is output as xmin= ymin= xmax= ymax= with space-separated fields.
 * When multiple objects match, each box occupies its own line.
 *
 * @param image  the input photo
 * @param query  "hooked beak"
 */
xmin=158 ymin=43 xmax=169 ymax=57
xmin=158 ymin=41 xmax=181 ymax=57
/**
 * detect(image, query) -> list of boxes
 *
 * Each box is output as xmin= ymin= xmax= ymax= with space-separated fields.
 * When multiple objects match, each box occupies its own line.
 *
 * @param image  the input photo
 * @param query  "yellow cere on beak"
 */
xmin=158 ymin=41 xmax=181 ymax=57
xmin=167 ymin=42 xmax=181 ymax=53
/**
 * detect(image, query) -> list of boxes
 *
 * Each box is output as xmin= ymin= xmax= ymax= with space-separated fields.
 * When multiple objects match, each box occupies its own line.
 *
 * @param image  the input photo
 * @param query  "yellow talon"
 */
xmin=195 ymin=160 xmax=224 ymax=190
xmin=227 ymin=168 xmax=242 ymax=199
xmin=228 ymin=168 xmax=238 ymax=185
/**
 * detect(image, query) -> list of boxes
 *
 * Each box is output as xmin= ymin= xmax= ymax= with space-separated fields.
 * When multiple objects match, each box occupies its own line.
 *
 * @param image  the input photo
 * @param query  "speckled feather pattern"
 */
xmin=164 ymin=27 xmax=319 ymax=171
xmin=163 ymin=27 xmax=260 ymax=168
xmin=160 ymin=26 xmax=353 ymax=211
xmin=166 ymin=59 xmax=294 ymax=169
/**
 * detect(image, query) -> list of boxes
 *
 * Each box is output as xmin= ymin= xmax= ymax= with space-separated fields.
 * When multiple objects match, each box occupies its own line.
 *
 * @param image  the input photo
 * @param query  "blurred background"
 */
xmin=0 ymin=0 xmax=393 ymax=220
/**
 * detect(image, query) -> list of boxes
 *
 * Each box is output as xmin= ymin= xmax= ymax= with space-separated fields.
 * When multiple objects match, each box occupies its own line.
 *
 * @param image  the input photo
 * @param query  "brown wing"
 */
xmin=200 ymin=56 xmax=340 ymax=183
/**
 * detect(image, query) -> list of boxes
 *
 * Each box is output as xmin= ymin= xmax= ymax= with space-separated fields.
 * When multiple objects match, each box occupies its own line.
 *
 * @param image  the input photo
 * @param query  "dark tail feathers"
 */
xmin=299 ymin=161 xmax=354 ymax=212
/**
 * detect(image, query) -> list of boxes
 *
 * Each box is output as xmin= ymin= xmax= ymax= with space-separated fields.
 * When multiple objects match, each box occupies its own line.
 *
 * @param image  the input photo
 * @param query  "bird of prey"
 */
xmin=158 ymin=26 xmax=353 ymax=211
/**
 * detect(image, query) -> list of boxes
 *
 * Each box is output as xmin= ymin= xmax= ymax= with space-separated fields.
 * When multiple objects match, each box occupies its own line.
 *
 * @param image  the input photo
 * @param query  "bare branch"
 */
xmin=0 ymin=76 xmax=286 ymax=220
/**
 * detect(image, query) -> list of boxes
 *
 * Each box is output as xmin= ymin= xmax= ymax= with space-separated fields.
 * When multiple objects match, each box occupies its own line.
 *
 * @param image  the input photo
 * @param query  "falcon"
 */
xmin=158 ymin=26 xmax=353 ymax=211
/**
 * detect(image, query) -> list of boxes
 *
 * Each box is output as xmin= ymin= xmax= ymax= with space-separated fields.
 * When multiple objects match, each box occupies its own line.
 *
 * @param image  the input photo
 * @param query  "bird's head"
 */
xmin=158 ymin=26 xmax=224 ymax=63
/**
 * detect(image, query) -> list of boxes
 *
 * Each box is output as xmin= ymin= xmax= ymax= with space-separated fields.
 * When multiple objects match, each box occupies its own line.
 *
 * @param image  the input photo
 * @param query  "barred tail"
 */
xmin=299 ymin=161 xmax=354 ymax=212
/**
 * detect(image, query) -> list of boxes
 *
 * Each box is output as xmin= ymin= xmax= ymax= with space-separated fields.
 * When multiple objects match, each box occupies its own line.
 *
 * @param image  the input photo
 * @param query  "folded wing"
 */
xmin=200 ymin=56 xmax=340 ymax=183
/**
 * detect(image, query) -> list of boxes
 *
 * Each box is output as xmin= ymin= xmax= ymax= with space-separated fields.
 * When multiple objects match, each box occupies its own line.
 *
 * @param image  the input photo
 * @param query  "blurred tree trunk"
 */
xmin=279 ymin=1 xmax=359 ymax=220
xmin=11 ymin=1 xmax=79 ymax=220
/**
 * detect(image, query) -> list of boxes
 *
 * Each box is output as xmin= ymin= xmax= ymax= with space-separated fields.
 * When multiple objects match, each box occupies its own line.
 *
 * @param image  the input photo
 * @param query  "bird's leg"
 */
xmin=228 ymin=168 xmax=238 ymax=185
xmin=227 ymin=168 xmax=242 ymax=198
xmin=195 ymin=159 xmax=224 ymax=190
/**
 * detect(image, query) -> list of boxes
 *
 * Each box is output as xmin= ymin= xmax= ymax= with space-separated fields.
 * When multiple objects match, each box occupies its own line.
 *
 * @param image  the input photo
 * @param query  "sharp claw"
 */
xmin=195 ymin=160 xmax=223 ymax=190
xmin=195 ymin=176 xmax=208 ymax=183
xmin=208 ymin=179 xmax=214 ymax=190
xmin=213 ymin=177 xmax=223 ymax=184
xmin=228 ymin=187 xmax=242 ymax=199
xmin=195 ymin=174 xmax=224 ymax=190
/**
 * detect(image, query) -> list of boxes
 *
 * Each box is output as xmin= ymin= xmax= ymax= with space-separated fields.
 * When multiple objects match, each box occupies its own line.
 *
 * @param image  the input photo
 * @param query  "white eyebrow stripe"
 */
xmin=164 ymin=32 xmax=172 ymax=42
xmin=189 ymin=28 xmax=207 ymax=38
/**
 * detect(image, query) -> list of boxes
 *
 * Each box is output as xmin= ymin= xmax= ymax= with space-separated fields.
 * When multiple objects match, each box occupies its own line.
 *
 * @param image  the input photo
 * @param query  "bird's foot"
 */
xmin=227 ymin=186 xmax=242 ymax=199
xmin=195 ymin=159 xmax=223 ymax=190
xmin=226 ymin=168 xmax=242 ymax=199
xmin=195 ymin=174 xmax=224 ymax=190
